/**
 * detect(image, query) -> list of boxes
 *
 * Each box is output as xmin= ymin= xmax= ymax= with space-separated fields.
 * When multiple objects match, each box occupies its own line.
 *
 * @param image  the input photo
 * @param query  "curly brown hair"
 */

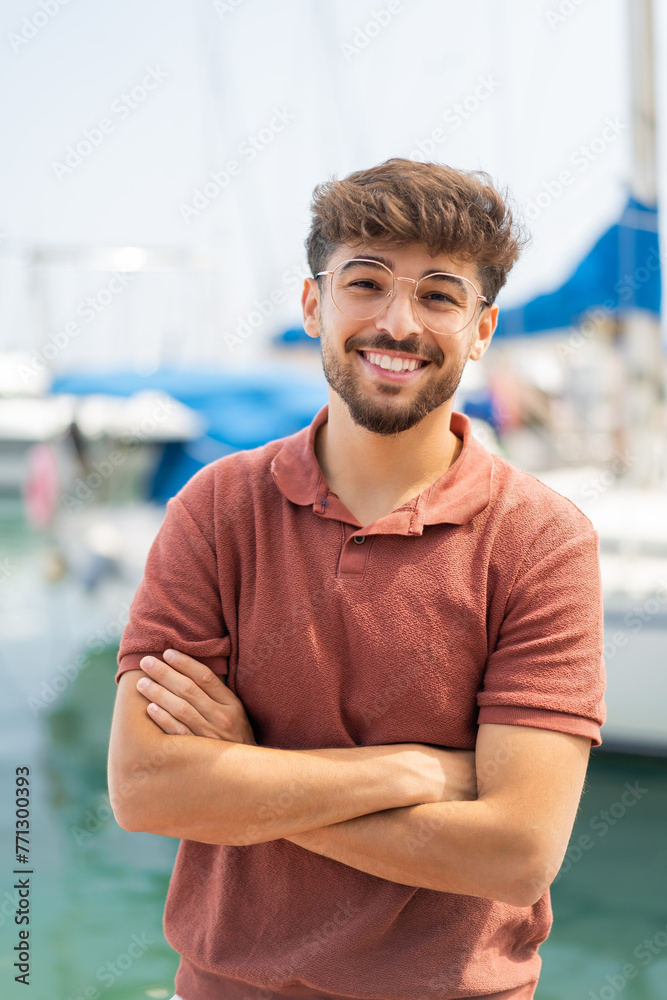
xmin=305 ymin=157 xmax=529 ymax=305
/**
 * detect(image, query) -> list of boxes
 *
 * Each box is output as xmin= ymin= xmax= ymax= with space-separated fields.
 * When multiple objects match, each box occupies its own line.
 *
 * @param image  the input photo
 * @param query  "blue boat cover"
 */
xmin=51 ymin=366 xmax=328 ymax=501
xmin=494 ymin=194 xmax=661 ymax=338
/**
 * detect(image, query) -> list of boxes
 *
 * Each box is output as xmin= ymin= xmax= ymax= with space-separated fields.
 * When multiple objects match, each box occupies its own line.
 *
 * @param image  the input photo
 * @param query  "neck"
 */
xmin=315 ymin=392 xmax=462 ymax=519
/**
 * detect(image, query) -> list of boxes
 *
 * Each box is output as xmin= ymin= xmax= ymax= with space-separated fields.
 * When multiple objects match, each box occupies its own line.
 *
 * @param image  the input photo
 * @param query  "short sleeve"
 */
xmin=115 ymin=493 xmax=231 ymax=683
xmin=477 ymin=517 xmax=606 ymax=746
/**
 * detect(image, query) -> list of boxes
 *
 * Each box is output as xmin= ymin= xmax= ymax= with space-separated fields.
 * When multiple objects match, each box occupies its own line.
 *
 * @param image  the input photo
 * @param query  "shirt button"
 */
xmin=353 ymin=535 xmax=366 ymax=544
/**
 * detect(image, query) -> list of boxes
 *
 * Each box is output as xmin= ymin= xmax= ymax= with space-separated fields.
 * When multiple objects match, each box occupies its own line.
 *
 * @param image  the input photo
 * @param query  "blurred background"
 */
xmin=1 ymin=0 xmax=666 ymax=997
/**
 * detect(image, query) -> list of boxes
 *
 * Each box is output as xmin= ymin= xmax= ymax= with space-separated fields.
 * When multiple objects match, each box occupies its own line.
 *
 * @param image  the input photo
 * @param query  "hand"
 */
xmin=136 ymin=649 xmax=257 ymax=745
xmin=437 ymin=747 xmax=477 ymax=802
xmin=396 ymin=744 xmax=477 ymax=803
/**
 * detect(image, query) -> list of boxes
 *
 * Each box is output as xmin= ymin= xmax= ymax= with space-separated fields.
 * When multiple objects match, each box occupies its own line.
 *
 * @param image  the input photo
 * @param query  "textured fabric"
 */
xmin=116 ymin=404 xmax=606 ymax=1000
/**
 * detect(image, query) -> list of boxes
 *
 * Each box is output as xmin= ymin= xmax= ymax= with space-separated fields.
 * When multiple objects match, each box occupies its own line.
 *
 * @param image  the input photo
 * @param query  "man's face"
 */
xmin=305 ymin=241 xmax=496 ymax=436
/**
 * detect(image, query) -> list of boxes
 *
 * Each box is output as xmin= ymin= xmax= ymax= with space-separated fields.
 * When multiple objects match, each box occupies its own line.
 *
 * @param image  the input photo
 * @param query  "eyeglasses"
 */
xmin=316 ymin=258 xmax=489 ymax=337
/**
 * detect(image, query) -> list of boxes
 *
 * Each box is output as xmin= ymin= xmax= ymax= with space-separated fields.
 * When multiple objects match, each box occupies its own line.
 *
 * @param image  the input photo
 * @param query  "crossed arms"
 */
xmin=107 ymin=649 xmax=591 ymax=907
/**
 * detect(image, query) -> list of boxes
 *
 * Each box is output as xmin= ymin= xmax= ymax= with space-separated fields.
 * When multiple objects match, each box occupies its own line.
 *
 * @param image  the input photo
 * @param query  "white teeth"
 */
xmin=363 ymin=351 xmax=422 ymax=373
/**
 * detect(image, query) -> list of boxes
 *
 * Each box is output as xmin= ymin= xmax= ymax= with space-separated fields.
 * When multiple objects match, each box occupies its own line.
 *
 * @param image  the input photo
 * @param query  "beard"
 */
xmin=318 ymin=320 xmax=472 ymax=436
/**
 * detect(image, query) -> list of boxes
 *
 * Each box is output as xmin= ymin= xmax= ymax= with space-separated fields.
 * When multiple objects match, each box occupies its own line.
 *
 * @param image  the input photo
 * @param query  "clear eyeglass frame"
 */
xmin=315 ymin=258 xmax=490 ymax=337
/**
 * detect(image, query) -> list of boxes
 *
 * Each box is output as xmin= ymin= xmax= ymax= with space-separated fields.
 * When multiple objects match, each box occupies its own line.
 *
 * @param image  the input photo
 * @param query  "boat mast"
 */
xmin=623 ymin=0 xmax=664 ymax=488
xmin=629 ymin=0 xmax=657 ymax=205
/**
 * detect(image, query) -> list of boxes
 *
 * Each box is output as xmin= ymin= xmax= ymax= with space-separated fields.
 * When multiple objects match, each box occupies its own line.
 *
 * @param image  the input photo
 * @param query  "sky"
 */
xmin=1 ymin=0 xmax=658 ymax=374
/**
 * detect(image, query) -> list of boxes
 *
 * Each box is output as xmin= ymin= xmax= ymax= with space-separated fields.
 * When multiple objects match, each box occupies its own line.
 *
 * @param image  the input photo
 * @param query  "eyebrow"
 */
xmin=340 ymin=255 xmax=469 ymax=290
xmin=336 ymin=256 xmax=391 ymax=277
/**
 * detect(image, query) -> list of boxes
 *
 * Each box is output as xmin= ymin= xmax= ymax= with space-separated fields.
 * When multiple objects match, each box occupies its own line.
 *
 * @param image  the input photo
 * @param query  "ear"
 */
xmin=302 ymin=278 xmax=321 ymax=339
xmin=468 ymin=303 xmax=498 ymax=361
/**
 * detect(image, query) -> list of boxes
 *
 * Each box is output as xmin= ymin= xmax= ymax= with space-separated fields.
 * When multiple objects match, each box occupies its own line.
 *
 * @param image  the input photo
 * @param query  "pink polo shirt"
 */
xmin=116 ymin=404 xmax=606 ymax=1000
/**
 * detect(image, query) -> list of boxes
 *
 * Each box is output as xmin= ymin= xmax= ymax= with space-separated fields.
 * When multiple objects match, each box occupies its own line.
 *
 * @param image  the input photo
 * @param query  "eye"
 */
xmin=422 ymin=290 xmax=457 ymax=304
xmin=349 ymin=278 xmax=383 ymax=290
xmin=417 ymin=277 xmax=469 ymax=309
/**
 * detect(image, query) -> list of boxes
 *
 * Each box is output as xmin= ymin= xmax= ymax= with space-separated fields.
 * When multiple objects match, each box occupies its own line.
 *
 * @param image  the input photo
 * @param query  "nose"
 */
xmin=374 ymin=277 xmax=423 ymax=340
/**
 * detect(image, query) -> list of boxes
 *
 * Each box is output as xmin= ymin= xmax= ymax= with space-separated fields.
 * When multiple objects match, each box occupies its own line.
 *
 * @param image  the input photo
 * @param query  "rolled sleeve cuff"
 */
xmin=115 ymin=650 xmax=230 ymax=683
xmin=477 ymin=705 xmax=602 ymax=747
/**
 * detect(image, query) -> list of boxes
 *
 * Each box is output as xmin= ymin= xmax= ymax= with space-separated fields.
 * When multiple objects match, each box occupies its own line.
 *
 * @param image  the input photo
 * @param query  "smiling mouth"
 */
xmin=357 ymin=349 xmax=431 ymax=374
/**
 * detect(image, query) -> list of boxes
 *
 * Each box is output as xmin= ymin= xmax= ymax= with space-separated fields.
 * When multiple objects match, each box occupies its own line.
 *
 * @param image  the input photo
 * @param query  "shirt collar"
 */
xmin=270 ymin=404 xmax=493 ymax=534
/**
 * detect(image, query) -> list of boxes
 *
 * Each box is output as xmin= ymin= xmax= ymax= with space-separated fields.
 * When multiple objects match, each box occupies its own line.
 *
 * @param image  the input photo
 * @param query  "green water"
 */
xmin=536 ymin=752 xmax=667 ymax=999
xmin=1 ymin=501 xmax=666 ymax=1000
xmin=1 ymin=645 xmax=180 ymax=1000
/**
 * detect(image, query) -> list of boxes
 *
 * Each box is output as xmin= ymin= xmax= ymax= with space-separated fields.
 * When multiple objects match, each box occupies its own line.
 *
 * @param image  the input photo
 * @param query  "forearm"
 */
xmin=110 ymin=730 xmax=428 ymax=845
xmin=286 ymin=799 xmax=538 ymax=906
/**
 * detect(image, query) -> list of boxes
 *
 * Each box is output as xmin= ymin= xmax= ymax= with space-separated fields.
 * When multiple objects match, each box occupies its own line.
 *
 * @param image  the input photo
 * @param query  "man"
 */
xmin=108 ymin=158 xmax=606 ymax=1000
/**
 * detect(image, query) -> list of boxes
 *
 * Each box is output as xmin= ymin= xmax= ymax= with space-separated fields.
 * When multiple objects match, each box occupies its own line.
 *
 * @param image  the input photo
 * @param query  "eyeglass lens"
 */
xmin=330 ymin=259 xmax=478 ymax=335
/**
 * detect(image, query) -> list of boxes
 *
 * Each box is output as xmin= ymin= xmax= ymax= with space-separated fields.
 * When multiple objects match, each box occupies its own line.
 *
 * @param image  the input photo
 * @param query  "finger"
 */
xmin=163 ymin=649 xmax=230 ymax=696
xmin=137 ymin=674 xmax=211 ymax=733
xmin=145 ymin=701 xmax=193 ymax=736
xmin=149 ymin=649 xmax=238 ymax=705
xmin=139 ymin=654 xmax=226 ymax=717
